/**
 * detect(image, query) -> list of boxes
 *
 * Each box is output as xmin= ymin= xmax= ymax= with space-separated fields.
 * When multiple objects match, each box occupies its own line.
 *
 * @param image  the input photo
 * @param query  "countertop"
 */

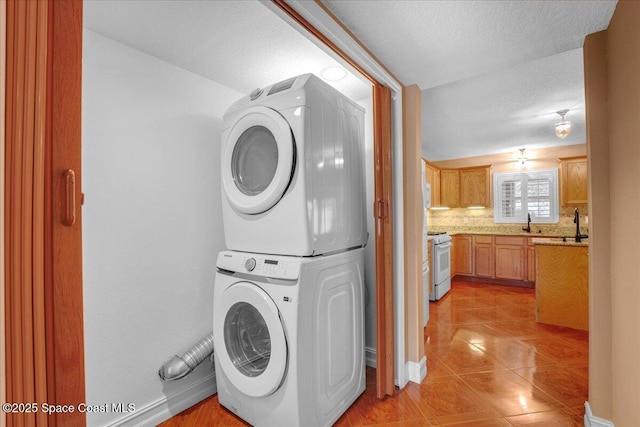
xmin=427 ymin=230 xmax=589 ymax=246
xmin=530 ymin=237 xmax=589 ymax=247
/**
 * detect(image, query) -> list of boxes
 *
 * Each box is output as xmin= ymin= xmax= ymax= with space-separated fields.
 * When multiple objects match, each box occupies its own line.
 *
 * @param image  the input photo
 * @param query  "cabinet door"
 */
xmin=473 ymin=238 xmax=494 ymax=278
xmin=495 ymin=245 xmax=525 ymax=281
xmin=460 ymin=166 xmax=491 ymax=208
xmin=425 ymin=163 xmax=441 ymax=207
xmin=453 ymin=235 xmax=472 ymax=275
xmin=440 ymin=169 xmax=460 ymax=208
xmin=495 ymin=236 xmax=526 ymax=281
xmin=560 ymin=156 xmax=588 ymax=206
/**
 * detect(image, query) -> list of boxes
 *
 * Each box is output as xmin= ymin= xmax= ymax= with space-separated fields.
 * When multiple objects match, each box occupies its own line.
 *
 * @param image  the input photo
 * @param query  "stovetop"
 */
xmin=427 ymin=232 xmax=451 ymax=244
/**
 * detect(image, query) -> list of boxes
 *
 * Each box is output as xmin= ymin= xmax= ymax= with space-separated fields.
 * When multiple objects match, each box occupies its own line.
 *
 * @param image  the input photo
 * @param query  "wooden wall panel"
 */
xmin=536 ymin=245 xmax=589 ymax=331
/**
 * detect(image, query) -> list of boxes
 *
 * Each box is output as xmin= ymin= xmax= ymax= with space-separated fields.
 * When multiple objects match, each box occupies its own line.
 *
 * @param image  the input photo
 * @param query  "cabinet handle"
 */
xmin=63 ymin=169 xmax=76 ymax=226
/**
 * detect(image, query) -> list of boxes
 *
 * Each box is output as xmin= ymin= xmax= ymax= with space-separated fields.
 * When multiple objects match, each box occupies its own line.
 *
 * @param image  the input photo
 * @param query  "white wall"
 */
xmin=82 ymin=30 xmax=242 ymax=426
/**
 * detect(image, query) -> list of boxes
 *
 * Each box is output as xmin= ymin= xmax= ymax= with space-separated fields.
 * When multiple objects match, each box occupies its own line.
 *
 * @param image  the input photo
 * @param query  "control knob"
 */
xmin=244 ymin=258 xmax=256 ymax=272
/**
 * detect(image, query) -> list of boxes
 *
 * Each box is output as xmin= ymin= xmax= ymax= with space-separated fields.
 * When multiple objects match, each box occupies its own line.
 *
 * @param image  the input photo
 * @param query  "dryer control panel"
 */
xmin=217 ymin=251 xmax=300 ymax=280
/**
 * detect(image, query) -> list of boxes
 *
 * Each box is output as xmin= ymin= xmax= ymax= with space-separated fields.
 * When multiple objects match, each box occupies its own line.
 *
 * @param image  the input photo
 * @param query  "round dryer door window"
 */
xmin=213 ymin=281 xmax=287 ymax=398
xmin=222 ymin=106 xmax=294 ymax=214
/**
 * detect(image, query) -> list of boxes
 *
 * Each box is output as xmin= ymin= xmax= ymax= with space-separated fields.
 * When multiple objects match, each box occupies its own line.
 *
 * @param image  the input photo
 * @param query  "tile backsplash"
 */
xmin=427 ymin=205 xmax=589 ymax=236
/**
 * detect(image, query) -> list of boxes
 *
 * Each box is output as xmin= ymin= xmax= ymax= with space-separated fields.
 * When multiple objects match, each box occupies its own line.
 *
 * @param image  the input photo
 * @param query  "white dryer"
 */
xmin=212 ymin=249 xmax=365 ymax=427
xmin=220 ymin=74 xmax=367 ymax=256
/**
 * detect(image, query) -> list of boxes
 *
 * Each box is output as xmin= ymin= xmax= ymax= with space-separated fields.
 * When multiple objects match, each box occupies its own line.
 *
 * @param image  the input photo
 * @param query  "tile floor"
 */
xmin=159 ymin=278 xmax=589 ymax=426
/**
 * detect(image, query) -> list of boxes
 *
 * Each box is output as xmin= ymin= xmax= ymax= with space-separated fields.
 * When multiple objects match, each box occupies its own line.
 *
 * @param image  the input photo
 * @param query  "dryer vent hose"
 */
xmin=158 ymin=333 xmax=214 ymax=381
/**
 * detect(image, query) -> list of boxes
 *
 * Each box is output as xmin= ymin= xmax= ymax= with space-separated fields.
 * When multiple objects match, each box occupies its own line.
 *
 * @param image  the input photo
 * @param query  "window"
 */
xmin=494 ymin=169 xmax=559 ymax=223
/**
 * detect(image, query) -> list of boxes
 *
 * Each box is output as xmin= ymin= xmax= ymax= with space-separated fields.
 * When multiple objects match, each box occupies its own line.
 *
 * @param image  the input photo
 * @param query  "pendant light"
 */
xmin=555 ymin=109 xmax=571 ymax=139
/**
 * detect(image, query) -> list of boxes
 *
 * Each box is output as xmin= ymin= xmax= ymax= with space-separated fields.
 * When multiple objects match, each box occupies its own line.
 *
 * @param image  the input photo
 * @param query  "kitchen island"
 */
xmin=534 ymin=240 xmax=589 ymax=331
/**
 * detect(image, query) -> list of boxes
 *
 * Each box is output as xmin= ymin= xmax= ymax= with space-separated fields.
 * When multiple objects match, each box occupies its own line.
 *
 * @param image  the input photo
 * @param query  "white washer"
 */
xmin=220 ymin=74 xmax=367 ymax=256
xmin=213 ymin=249 xmax=365 ymax=427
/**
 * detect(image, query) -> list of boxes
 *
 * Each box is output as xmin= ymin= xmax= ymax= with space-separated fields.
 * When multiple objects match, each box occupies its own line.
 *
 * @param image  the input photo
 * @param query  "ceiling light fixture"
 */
xmin=321 ymin=66 xmax=348 ymax=81
xmin=555 ymin=109 xmax=571 ymax=139
xmin=517 ymin=148 xmax=528 ymax=165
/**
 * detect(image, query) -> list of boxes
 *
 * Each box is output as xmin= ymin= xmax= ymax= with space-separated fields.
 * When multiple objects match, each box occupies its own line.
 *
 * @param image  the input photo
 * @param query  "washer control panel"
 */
xmin=217 ymin=251 xmax=300 ymax=280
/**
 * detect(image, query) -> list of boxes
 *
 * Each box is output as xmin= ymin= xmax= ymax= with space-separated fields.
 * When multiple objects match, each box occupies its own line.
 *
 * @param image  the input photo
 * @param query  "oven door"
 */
xmin=433 ymin=242 xmax=451 ymax=285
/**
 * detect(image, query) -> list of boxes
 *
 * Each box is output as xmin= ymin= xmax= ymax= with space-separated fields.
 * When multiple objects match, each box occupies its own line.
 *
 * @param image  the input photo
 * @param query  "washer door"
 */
xmin=222 ymin=106 xmax=294 ymax=214
xmin=213 ymin=281 xmax=288 ymax=397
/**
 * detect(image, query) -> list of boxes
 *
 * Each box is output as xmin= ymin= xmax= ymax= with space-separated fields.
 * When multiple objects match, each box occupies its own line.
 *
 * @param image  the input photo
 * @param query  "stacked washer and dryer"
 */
xmin=213 ymin=74 xmax=368 ymax=427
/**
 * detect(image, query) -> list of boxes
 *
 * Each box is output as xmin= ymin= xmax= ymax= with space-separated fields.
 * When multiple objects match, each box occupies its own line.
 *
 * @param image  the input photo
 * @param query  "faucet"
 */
xmin=574 ymin=208 xmax=588 ymax=242
xmin=522 ymin=212 xmax=531 ymax=233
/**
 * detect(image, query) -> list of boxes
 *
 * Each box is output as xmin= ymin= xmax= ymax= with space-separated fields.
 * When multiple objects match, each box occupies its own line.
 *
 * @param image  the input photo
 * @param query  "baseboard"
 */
xmin=106 ymin=373 xmax=217 ymax=427
xmin=365 ymin=346 xmax=377 ymax=368
xmin=406 ymin=356 xmax=426 ymax=384
xmin=584 ymin=402 xmax=615 ymax=427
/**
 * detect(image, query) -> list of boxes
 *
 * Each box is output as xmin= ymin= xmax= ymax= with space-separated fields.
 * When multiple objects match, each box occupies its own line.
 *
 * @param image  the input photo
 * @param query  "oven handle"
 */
xmin=434 ymin=242 xmax=452 ymax=250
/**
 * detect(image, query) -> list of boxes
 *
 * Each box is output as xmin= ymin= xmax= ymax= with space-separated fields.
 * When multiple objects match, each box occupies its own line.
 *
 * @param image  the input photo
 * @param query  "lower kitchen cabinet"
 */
xmin=473 ymin=236 xmax=494 ymax=278
xmin=494 ymin=236 xmax=526 ymax=281
xmin=450 ymin=233 xmax=538 ymax=286
xmin=453 ymin=235 xmax=472 ymax=276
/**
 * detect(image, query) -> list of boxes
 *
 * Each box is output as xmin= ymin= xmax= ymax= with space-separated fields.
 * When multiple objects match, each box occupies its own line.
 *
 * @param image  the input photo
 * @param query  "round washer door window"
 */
xmin=222 ymin=106 xmax=294 ymax=214
xmin=224 ymin=301 xmax=271 ymax=377
xmin=231 ymin=126 xmax=279 ymax=197
xmin=213 ymin=281 xmax=287 ymax=397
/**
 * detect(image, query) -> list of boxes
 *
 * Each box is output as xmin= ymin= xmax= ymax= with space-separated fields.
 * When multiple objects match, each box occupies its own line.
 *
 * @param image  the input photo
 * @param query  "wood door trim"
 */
xmin=271 ymin=0 xmax=380 ymax=86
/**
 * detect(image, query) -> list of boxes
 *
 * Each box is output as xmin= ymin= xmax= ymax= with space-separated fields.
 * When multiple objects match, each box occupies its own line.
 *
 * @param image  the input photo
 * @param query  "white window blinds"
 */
xmin=494 ymin=169 xmax=559 ymax=223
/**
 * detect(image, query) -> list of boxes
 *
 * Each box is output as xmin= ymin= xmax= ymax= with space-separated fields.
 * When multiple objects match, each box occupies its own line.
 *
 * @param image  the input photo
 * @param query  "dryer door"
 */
xmin=213 ymin=281 xmax=288 ymax=397
xmin=222 ymin=106 xmax=295 ymax=214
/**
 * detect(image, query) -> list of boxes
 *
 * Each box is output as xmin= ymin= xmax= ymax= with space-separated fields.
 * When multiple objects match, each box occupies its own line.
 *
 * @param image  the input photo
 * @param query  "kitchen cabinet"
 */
xmin=452 ymin=235 xmax=472 ymax=276
xmin=495 ymin=236 xmax=526 ymax=281
xmin=559 ymin=156 xmax=588 ymax=206
xmin=536 ymin=244 xmax=589 ymax=330
xmin=460 ymin=166 xmax=491 ymax=208
xmin=424 ymin=161 xmax=441 ymax=207
xmin=473 ymin=235 xmax=494 ymax=278
xmin=440 ymin=169 xmax=460 ymax=208
xmin=449 ymin=233 xmax=539 ymax=286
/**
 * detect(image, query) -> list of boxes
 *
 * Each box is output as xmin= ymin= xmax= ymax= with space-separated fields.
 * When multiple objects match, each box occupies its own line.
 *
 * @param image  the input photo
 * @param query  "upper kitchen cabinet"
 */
xmin=424 ymin=160 xmax=441 ymax=207
xmin=459 ymin=165 xmax=491 ymax=208
xmin=440 ymin=169 xmax=460 ymax=208
xmin=559 ymin=156 xmax=588 ymax=206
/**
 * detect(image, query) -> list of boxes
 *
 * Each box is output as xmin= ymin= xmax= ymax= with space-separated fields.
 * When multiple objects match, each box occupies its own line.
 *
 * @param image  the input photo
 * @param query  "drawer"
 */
xmin=495 ymin=236 xmax=525 ymax=246
xmin=473 ymin=235 xmax=493 ymax=244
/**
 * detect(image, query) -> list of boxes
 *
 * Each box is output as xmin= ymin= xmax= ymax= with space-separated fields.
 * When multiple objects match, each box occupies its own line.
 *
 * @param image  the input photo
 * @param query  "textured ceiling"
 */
xmin=324 ymin=0 xmax=617 ymax=160
xmin=83 ymin=1 xmax=372 ymax=102
xmin=323 ymin=0 xmax=616 ymax=90
xmin=85 ymin=1 xmax=617 ymax=161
